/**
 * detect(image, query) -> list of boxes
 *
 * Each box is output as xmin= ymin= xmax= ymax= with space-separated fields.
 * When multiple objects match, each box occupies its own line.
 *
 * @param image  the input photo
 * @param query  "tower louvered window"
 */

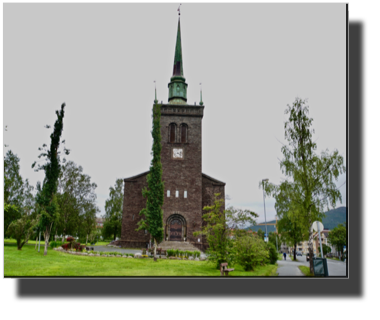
xmin=169 ymin=123 xmax=176 ymax=143
xmin=180 ymin=124 xmax=188 ymax=143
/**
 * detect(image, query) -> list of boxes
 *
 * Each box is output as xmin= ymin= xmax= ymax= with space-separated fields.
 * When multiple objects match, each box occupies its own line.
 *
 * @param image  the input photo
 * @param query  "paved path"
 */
xmin=277 ymin=255 xmax=347 ymax=276
xmin=277 ymin=256 xmax=305 ymax=276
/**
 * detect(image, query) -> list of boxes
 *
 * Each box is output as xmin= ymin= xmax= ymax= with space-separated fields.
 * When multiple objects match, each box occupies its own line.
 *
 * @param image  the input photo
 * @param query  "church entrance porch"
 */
xmin=166 ymin=214 xmax=187 ymax=241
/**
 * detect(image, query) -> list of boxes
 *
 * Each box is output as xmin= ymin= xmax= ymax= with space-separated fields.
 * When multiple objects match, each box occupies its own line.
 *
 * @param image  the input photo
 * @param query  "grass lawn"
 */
xmin=326 ymin=257 xmax=341 ymax=261
xmin=298 ymin=266 xmax=314 ymax=276
xmin=4 ymin=239 xmax=112 ymax=247
xmin=4 ymin=243 xmax=278 ymax=277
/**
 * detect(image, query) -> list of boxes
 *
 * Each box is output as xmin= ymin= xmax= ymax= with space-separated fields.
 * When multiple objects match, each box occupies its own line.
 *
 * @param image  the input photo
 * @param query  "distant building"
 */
xmin=96 ymin=218 xmax=104 ymax=229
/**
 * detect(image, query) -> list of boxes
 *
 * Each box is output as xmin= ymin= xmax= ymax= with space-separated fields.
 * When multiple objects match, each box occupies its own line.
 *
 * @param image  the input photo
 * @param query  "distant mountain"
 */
xmin=322 ymin=206 xmax=346 ymax=230
xmin=244 ymin=207 xmax=346 ymax=232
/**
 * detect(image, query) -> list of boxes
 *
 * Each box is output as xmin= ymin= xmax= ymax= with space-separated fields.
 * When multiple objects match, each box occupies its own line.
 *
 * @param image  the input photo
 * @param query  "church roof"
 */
xmin=202 ymin=173 xmax=226 ymax=186
xmin=124 ymin=171 xmax=225 ymax=186
xmin=124 ymin=171 xmax=149 ymax=182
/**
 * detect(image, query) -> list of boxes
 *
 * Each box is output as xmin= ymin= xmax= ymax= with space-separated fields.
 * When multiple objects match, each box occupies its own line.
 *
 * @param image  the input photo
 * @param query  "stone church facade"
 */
xmin=117 ymin=16 xmax=225 ymax=251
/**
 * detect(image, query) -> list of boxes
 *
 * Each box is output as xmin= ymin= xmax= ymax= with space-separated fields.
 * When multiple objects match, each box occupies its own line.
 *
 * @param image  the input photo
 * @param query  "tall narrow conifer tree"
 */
xmin=33 ymin=103 xmax=68 ymax=255
xmin=137 ymin=100 xmax=164 ymax=259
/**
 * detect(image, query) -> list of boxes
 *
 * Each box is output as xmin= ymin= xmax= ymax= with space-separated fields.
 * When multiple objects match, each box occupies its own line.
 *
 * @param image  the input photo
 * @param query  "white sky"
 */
xmin=3 ymin=3 xmax=346 ymax=222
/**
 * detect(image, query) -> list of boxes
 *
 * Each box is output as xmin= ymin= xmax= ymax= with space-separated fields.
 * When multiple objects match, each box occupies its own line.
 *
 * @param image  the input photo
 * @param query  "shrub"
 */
xmin=142 ymin=248 xmax=147 ymax=255
xmin=166 ymin=249 xmax=173 ymax=257
xmin=66 ymin=237 xmax=75 ymax=242
xmin=265 ymin=242 xmax=278 ymax=265
xmin=234 ymin=235 xmax=269 ymax=271
xmin=61 ymin=243 xmax=70 ymax=251
xmin=174 ymin=249 xmax=179 ymax=257
xmin=50 ymin=241 xmax=63 ymax=249
xmin=193 ymin=251 xmax=201 ymax=258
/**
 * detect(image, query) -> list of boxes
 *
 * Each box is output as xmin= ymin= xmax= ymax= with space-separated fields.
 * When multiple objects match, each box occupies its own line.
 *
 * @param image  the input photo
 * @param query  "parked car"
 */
xmin=296 ymin=252 xmax=302 ymax=256
xmin=306 ymin=253 xmax=316 ymax=261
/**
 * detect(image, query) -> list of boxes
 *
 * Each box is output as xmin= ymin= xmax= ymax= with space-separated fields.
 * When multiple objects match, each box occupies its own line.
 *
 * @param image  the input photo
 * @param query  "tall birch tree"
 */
xmin=264 ymin=98 xmax=345 ymax=274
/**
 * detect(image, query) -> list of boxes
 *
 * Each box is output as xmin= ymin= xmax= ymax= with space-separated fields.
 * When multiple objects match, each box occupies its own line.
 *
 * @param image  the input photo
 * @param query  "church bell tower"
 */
xmin=159 ymin=13 xmax=205 ymax=245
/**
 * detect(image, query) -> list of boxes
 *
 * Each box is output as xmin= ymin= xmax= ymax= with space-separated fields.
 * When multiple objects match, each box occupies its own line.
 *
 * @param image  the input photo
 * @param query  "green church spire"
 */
xmin=168 ymin=13 xmax=188 ymax=104
xmin=173 ymin=18 xmax=184 ymax=77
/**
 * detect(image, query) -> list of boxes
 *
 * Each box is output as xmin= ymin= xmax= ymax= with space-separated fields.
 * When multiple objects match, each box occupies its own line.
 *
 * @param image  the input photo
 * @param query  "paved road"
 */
xmin=277 ymin=254 xmax=347 ymax=276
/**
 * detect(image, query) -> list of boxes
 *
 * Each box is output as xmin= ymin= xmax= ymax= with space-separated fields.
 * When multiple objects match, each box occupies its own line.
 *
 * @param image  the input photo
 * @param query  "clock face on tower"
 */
xmin=172 ymin=148 xmax=184 ymax=159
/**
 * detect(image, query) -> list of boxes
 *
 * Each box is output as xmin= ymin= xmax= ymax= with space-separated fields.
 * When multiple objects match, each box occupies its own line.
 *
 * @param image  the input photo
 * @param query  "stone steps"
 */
xmin=157 ymin=241 xmax=200 ymax=252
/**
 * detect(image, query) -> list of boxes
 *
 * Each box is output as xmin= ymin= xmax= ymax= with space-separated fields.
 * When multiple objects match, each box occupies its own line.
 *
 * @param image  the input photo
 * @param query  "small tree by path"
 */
xmin=7 ymin=214 xmax=39 ymax=250
xmin=194 ymin=194 xmax=258 ymax=269
xmin=329 ymin=223 xmax=346 ymax=260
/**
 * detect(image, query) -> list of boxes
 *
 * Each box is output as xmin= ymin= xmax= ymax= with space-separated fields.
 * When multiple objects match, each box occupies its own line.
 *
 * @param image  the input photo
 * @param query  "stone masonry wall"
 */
xmin=160 ymin=104 xmax=204 ymax=247
xmin=119 ymin=172 xmax=151 ymax=248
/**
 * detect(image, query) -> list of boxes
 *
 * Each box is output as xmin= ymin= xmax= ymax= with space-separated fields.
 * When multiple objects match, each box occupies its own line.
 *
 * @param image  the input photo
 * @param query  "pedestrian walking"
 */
xmin=283 ymin=252 xmax=286 ymax=260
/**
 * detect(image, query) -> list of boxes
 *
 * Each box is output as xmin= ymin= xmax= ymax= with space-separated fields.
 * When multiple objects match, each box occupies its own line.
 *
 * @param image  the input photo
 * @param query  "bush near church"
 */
xmin=234 ymin=235 xmax=269 ymax=271
xmin=265 ymin=242 xmax=278 ymax=265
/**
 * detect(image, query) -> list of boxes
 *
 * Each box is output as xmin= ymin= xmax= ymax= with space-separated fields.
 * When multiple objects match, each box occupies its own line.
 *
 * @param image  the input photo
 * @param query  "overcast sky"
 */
xmin=3 ymin=3 xmax=346 ymax=223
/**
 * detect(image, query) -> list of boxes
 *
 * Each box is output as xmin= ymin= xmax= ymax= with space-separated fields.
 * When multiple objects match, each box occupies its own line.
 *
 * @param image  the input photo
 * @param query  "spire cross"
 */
xmin=178 ymin=4 xmax=181 ymax=16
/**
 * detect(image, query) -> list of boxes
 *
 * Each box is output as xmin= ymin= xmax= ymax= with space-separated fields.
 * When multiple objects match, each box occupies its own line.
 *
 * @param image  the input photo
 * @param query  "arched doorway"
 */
xmin=167 ymin=214 xmax=187 ymax=241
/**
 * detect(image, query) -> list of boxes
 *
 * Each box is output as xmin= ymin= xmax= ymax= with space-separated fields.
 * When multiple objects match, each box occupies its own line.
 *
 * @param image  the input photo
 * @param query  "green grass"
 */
xmin=4 ymin=243 xmax=278 ymax=277
xmin=4 ymin=239 xmax=112 ymax=247
xmin=326 ymin=257 xmax=340 ymax=261
xmin=298 ymin=266 xmax=314 ymax=276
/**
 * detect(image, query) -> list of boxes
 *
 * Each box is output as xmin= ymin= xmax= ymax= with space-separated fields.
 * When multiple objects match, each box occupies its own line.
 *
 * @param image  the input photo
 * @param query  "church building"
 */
xmin=117 ymin=15 xmax=225 ymax=251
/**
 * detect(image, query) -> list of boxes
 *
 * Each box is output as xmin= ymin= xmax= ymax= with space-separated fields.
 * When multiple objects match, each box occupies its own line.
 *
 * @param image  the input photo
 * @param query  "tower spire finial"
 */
xmin=199 ymin=83 xmax=203 ymax=106
xmin=177 ymin=4 xmax=181 ymax=16
xmin=154 ymin=81 xmax=158 ymax=104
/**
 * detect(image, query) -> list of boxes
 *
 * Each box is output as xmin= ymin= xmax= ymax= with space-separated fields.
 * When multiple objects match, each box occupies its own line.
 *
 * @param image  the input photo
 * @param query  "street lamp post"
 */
xmin=262 ymin=178 xmax=269 ymax=242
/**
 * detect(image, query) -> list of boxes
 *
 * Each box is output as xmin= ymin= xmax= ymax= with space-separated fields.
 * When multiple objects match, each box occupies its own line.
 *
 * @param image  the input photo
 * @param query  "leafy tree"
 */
xmin=277 ymin=213 xmax=307 ymax=261
xmin=322 ymin=243 xmax=331 ymax=256
xmin=4 ymin=150 xmax=35 ymax=233
xmin=194 ymin=194 xmax=258 ymax=269
xmin=4 ymin=150 xmax=24 ymax=206
xmin=137 ymin=103 xmax=164 ymax=258
xmin=33 ymin=103 xmax=68 ymax=256
xmin=103 ymin=178 xmax=124 ymax=241
xmin=7 ymin=214 xmax=39 ymax=250
xmin=80 ymin=203 xmax=99 ymax=245
xmin=268 ymin=231 xmax=280 ymax=250
xmin=329 ymin=223 xmax=346 ymax=260
xmin=4 ymin=203 xmax=21 ymax=238
xmin=56 ymin=161 xmax=99 ymax=241
xmin=264 ymin=98 xmax=345 ymax=274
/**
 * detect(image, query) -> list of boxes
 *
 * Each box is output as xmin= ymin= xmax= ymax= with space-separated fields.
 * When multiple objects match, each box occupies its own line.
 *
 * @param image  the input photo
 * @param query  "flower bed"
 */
xmin=54 ymin=247 xmax=205 ymax=260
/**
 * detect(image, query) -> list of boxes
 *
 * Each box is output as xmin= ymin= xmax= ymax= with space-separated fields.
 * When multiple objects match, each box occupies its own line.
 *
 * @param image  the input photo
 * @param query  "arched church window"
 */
xmin=169 ymin=123 xmax=177 ymax=143
xmin=180 ymin=123 xmax=188 ymax=143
